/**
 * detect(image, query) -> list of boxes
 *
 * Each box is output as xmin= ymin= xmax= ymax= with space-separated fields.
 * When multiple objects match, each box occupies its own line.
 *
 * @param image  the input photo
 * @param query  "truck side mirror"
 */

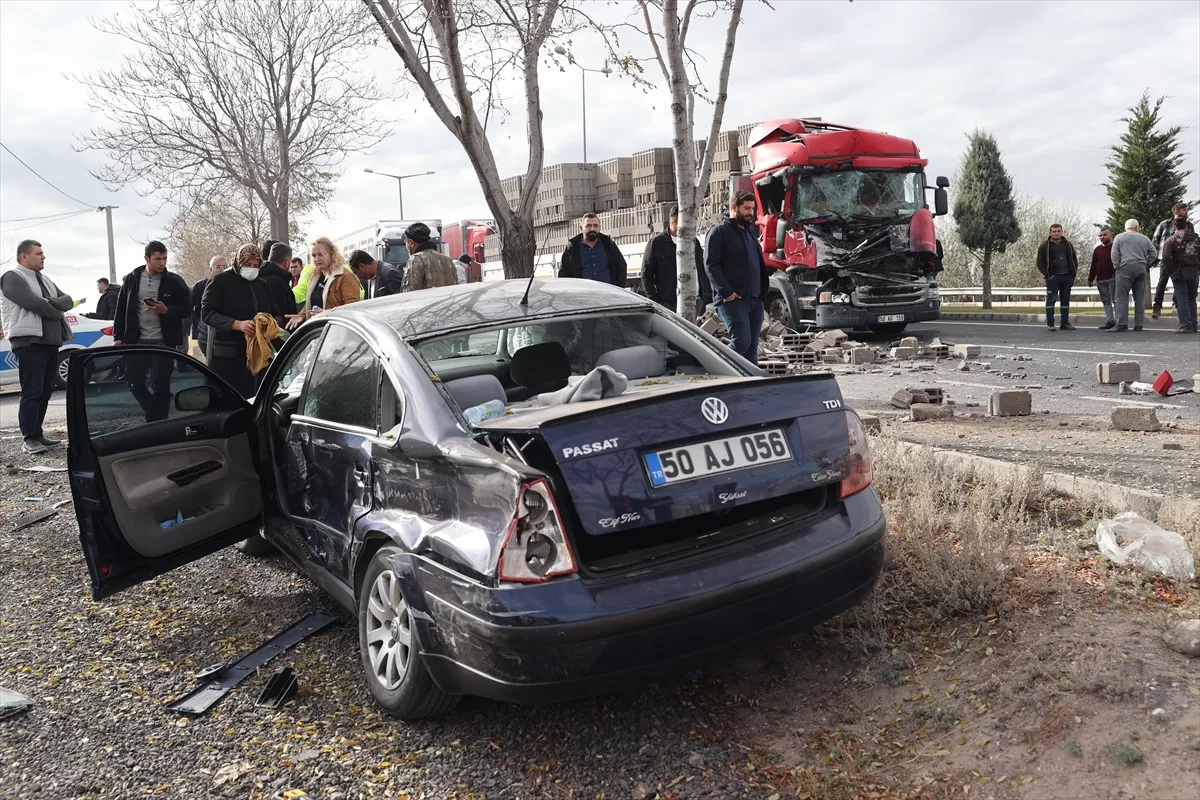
xmin=936 ymin=175 xmax=950 ymax=189
xmin=934 ymin=187 xmax=949 ymax=217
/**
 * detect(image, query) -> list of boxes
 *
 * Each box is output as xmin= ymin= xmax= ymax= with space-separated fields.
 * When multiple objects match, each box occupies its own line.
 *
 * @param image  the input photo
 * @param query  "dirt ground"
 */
xmin=873 ymin=411 xmax=1200 ymax=501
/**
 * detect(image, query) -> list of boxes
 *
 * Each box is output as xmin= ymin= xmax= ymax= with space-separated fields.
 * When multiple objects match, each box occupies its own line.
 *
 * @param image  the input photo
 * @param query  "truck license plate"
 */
xmin=876 ymin=314 xmax=905 ymax=323
xmin=643 ymin=429 xmax=792 ymax=487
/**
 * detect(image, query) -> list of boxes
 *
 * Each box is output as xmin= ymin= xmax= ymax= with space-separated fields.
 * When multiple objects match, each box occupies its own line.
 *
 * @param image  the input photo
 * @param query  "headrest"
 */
xmin=443 ymin=374 xmax=506 ymax=411
xmin=510 ymin=341 xmax=571 ymax=388
xmin=596 ymin=345 xmax=665 ymax=380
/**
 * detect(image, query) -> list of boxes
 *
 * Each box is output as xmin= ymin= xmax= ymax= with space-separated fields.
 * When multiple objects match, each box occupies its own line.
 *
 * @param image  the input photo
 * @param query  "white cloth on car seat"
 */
xmin=536 ymin=365 xmax=628 ymax=407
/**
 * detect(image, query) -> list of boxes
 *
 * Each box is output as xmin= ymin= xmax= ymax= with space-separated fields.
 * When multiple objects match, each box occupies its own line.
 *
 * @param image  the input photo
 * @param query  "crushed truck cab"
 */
xmin=734 ymin=119 xmax=950 ymax=335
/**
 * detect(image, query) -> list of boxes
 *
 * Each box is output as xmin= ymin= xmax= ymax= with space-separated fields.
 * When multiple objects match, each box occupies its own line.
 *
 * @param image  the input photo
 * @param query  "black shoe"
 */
xmin=1047 ymin=323 xmax=1056 ymax=330
xmin=1109 ymin=325 xmax=1129 ymax=332
xmin=1099 ymin=321 xmax=1115 ymax=329
xmin=1060 ymin=322 xmax=1076 ymax=331
xmin=1133 ymin=325 xmax=1143 ymax=331
xmin=37 ymin=437 xmax=62 ymax=448
xmin=1151 ymin=308 xmax=1161 ymax=319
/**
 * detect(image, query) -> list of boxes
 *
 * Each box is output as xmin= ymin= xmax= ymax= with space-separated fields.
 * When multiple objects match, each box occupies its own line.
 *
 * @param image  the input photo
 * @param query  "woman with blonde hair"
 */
xmin=287 ymin=236 xmax=359 ymax=330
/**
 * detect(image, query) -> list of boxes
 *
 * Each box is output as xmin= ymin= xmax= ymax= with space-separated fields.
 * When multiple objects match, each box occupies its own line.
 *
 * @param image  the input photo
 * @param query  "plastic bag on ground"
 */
xmin=0 ymin=687 xmax=35 ymax=720
xmin=1096 ymin=512 xmax=1196 ymax=581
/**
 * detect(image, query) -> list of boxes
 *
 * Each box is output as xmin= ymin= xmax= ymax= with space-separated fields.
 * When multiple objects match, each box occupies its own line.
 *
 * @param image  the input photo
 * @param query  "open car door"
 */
xmin=66 ymin=346 xmax=263 ymax=599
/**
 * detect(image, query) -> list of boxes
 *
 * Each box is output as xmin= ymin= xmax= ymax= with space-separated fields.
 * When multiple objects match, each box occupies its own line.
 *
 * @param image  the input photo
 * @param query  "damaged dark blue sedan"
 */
xmin=67 ymin=278 xmax=884 ymax=719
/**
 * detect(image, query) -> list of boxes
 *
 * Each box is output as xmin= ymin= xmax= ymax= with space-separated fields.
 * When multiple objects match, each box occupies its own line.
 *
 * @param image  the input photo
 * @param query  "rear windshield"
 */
xmin=414 ymin=311 xmax=746 ymax=411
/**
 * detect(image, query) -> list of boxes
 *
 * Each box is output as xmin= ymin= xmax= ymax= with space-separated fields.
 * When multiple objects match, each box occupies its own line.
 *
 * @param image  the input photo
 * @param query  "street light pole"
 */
xmin=99 ymin=205 xmax=118 ymax=284
xmin=363 ymin=169 xmax=436 ymax=218
xmin=554 ymin=47 xmax=610 ymax=164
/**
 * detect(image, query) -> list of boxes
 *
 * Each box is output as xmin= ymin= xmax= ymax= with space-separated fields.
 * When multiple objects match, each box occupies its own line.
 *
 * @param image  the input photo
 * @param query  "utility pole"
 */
xmin=99 ymin=205 xmax=118 ymax=283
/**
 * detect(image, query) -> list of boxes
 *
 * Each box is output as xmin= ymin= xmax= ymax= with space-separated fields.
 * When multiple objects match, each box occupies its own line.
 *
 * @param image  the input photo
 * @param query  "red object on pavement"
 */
xmin=1152 ymin=370 xmax=1174 ymax=396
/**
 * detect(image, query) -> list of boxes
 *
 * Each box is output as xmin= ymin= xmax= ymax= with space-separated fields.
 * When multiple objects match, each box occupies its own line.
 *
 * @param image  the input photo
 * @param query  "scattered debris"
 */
xmin=1152 ymin=370 xmax=1174 ymax=396
xmin=1111 ymin=406 xmax=1161 ymax=432
xmin=890 ymin=346 xmax=917 ymax=360
xmin=910 ymin=403 xmax=953 ymax=421
xmin=0 ymin=687 xmax=35 ymax=721
xmin=255 ymin=667 xmax=300 ymax=710
xmin=858 ymin=414 xmax=881 ymax=434
xmin=988 ymin=390 xmax=1032 ymax=417
xmin=213 ymin=762 xmax=253 ymax=788
xmin=1096 ymin=512 xmax=1195 ymax=581
xmin=953 ymin=344 xmax=981 ymax=357
xmin=1162 ymin=620 xmax=1200 ymax=657
xmin=13 ymin=508 xmax=57 ymax=532
xmin=956 ymin=358 xmax=970 ymax=372
xmin=10 ymin=465 xmax=68 ymax=473
xmin=848 ymin=348 xmax=876 ymax=365
xmin=890 ymin=388 xmax=929 ymax=409
xmin=1096 ymin=361 xmax=1140 ymax=384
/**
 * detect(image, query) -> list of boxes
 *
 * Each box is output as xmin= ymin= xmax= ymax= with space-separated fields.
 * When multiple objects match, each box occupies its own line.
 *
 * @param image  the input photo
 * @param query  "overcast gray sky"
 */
xmin=1 ymin=0 xmax=1197 ymax=302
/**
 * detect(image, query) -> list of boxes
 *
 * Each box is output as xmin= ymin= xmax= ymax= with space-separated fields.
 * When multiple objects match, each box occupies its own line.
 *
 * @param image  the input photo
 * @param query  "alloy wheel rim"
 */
xmin=365 ymin=569 xmax=412 ymax=690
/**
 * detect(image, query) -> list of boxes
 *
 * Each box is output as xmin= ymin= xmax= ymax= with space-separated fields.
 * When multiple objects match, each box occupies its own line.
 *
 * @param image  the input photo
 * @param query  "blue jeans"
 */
xmin=1173 ymin=269 xmax=1199 ymax=329
xmin=15 ymin=343 xmax=58 ymax=440
xmin=1045 ymin=274 xmax=1073 ymax=324
xmin=1096 ymin=278 xmax=1116 ymax=323
xmin=715 ymin=297 xmax=764 ymax=365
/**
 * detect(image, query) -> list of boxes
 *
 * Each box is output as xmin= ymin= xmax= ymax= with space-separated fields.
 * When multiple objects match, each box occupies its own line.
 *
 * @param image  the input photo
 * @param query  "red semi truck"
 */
xmin=731 ymin=118 xmax=949 ymax=335
xmin=442 ymin=219 xmax=496 ymax=264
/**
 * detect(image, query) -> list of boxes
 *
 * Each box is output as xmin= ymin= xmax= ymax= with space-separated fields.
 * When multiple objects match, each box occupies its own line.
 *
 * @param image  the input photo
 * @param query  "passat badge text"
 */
xmin=561 ymin=437 xmax=619 ymax=460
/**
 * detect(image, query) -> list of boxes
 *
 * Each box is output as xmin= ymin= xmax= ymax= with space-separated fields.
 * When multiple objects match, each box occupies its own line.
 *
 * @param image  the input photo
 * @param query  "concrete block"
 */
xmin=765 ymin=321 xmax=788 ymax=337
xmin=858 ymin=414 xmax=881 ymax=434
xmin=911 ymin=386 xmax=944 ymax=405
xmin=891 ymin=388 xmax=930 ymax=409
xmin=899 ymin=336 xmax=919 ymax=349
xmin=890 ymin=346 xmax=918 ymax=360
xmin=850 ymin=348 xmax=876 ymax=365
xmin=822 ymin=353 xmax=840 ymax=364
xmin=840 ymin=340 xmax=862 ymax=350
xmin=1111 ymin=406 xmax=1161 ymax=432
xmin=925 ymin=345 xmax=950 ymax=359
xmin=699 ymin=317 xmax=721 ymax=335
xmin=821 ymin=329 xmax=848 ymax=346
xmin=822 ymin=348 xmax=843 ymax=358
xmin=781 ymin=332 xmax=813 ymax=349
xmin=1193 ymin=374 xmax=1200 ymax=392
xmin=954 ymin=344 xmax=982 ymax=357
xmin=759 ymin=360 xmax=789 ymax=376
xmin=797 ymin=350 xmax=818 ymax=365
xmin=1096 ymin=361 xmax=1140 ymax=384
xmin=988 ymin=390 xmax=1032 ymax=417
xmin=911 ymin=403 xmax=954 ymax=421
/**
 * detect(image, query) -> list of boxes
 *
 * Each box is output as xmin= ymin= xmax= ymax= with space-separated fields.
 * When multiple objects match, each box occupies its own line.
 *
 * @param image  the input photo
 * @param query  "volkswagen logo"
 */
xmin=701 ymin=397 xmax=729 ymax=425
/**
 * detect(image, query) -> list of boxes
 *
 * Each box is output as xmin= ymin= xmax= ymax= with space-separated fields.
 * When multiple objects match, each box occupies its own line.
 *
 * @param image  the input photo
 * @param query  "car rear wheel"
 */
xmin=359 ymin=546 xmax=459 ymax=719
xmin=54 ymin=351 xmax=72 ymax=390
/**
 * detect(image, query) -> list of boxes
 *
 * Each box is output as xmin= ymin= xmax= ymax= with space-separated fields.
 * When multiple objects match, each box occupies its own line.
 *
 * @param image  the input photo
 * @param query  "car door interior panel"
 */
xmin=96 ymin=436 xmax=262 ymax=558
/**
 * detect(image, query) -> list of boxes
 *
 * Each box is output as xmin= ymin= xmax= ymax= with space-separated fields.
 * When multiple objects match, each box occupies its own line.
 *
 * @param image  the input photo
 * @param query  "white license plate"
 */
xmin=644 ymin=429 xmax=792 ymax=487
xmin=876 ymin=314 xmax=905 ymax=323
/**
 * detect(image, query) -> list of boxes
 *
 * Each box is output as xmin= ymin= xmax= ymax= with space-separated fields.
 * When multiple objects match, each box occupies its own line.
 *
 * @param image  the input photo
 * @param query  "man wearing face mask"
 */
xmin=201 ymin=243 xmax=282 ymax=396
xmin=559 ymin=213 xmax=627 ymax=286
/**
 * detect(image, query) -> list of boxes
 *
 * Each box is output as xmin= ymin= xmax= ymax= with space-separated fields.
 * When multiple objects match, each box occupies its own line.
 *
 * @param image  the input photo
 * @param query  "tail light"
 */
xmin=101 ymin=327 xmax=114 ymax=336
xmin=498 ymin=478 xmax=578 ymax=583
xmin=838 ymin=411 xmax=873 ymax=499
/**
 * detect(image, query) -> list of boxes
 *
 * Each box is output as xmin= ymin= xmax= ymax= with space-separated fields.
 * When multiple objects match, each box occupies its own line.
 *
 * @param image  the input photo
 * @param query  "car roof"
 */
xmin=336 ymin=278 xmax=654 ymax=340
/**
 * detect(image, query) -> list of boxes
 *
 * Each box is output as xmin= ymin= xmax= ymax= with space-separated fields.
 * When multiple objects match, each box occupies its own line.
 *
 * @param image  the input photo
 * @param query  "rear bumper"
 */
xmin=391 ymin=489 xmax=885 ymax=704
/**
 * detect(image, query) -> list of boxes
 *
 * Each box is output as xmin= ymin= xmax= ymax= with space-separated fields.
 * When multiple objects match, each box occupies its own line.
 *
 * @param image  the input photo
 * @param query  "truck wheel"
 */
xmin=359 ymin=546 xmax=459 ymax=720
xmin=868 ymin=322 xmax=908 ymax=336
xmin=54 ymin=351 xmax=72 ymax=390
xmin=766 ymin=293 xmax=792 ymax=328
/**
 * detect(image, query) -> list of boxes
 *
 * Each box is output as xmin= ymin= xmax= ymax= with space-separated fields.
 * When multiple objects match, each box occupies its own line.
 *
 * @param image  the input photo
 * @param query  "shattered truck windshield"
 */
xmin=793 ymin=170 xmax=923 ymax=223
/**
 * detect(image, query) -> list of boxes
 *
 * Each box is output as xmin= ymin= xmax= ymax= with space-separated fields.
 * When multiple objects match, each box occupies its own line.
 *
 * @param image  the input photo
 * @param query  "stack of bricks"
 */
xmin=535 ymin=163 xmax=597 ymax=226
xmin=633 ymin=148 xmax=676 ymax=206
xmin=736 ymin=123 xmax=760 ymax=171
xmin=594 ymin=157 xmax=634 ymax=212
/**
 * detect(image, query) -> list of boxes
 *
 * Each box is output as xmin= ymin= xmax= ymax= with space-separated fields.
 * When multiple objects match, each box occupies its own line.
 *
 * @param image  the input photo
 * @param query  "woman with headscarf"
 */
xmin=202 ymin=243 xmax=282 ymax=397
xmin=286 ymin=236 xmax=359 ymax=330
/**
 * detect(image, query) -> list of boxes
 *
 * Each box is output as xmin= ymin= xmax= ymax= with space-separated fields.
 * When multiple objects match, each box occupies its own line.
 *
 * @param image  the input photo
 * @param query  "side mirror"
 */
xmin=175 ymin=384 xmax=221 ymax=412
xmin=936 ymin=175 xmax=950 ymax=189
xmin=934 ymin=187 xmax=949 ymax=217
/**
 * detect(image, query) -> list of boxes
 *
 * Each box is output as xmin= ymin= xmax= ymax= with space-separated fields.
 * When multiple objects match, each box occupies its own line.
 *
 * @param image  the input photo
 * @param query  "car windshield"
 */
xmin=792 ymin=170 xmax=924 ymax=222
xmin=415 ymin=311 xmax=745 ymax=414
xmin=382 ymin=243 xmax=409 ymax=265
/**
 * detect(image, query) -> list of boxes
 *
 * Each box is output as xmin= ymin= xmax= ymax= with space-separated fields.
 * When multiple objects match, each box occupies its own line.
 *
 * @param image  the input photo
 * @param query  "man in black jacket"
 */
xmin=87 ymin=278 xmax=121 ymax=320
xmin=113 ymin=240 xmax=191 ymax=420
xmin=704 ymin=190 xmax=770 ymax=365
xmin=261 ymin=242 xmax=299 ymax=316
xmin=559 ymin=213 xmax=627 ymax=286
xmin=641 ymin=205 xmax=712 ymax=315
xmin=348 ymin=249 xmax=405 ymax=297
xmin=190 ymin=255 xmax=227 ymax=358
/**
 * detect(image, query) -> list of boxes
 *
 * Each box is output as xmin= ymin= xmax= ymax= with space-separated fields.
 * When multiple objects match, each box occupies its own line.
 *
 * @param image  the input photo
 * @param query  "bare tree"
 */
xmin=76 ymin=0 xmax=387 ymax=240
xmin=638 ymin=0 xmax=746 ymax=321
xmin=363 ymin=0 xmax=575 ymax=279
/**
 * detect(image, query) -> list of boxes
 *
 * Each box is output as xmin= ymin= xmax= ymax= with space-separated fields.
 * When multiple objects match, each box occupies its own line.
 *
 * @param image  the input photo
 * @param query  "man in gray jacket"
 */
xmin=1109 ymin=219 xmax=1158 ymax=332
xmin=0 ymin=240 xmax=73 ymax=454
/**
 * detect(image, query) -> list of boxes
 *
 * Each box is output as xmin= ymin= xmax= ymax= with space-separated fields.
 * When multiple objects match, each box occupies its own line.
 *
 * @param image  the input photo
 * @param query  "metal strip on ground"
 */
xmin=165 ymin=612 xmax=338 ymax=715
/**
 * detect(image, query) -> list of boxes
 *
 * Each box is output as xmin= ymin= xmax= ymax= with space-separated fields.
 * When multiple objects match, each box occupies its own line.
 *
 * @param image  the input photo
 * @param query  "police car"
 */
xmin=0 ymin=312 xmax=115 ymax=390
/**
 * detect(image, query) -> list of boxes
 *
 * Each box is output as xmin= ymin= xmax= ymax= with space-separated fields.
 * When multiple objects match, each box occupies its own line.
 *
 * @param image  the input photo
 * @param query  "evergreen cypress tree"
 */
xmin=953 ymin=130 xmax=1021 ymax=308
xmin=1103 ymin=91 xmax=1191 ymax=233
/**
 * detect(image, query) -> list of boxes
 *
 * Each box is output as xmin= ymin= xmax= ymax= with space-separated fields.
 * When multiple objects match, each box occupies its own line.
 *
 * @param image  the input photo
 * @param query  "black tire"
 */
xmin=766 ymin=293 xmax=792 ymax=328
xmin=54 ymin=351 xmax=72 ymax=390
xmin=234 ymin=532 xmax=277 ymax=556
xmin=867 ymin=322 xmax=908 ymax=336
xmin=358 ymin=545 xmax=459 ymax=720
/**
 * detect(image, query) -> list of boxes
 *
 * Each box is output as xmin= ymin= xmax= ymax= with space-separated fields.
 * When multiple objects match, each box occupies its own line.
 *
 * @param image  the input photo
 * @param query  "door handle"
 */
xmin=185 ymin=423 xmax=209 ymax=437
xmin=167 ymin=460 xmax=222 ymax=487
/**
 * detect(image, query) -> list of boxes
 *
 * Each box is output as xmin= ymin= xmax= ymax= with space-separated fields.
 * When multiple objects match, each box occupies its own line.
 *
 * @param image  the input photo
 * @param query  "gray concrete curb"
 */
xmin=940 ymin=311 xmax=1177 ymax=329
xmin=891 ymin=440 xmax=1200 ymax=525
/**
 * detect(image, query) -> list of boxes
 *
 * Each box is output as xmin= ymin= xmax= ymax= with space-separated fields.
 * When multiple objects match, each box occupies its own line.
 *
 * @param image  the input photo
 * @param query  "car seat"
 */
xmin=596 ymin=345 xmax=665 ymax=381
xmin=443 ymin=374 xmax=507 ymax=412
xmin=508 ymin=341 xmax=571 ymax=401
